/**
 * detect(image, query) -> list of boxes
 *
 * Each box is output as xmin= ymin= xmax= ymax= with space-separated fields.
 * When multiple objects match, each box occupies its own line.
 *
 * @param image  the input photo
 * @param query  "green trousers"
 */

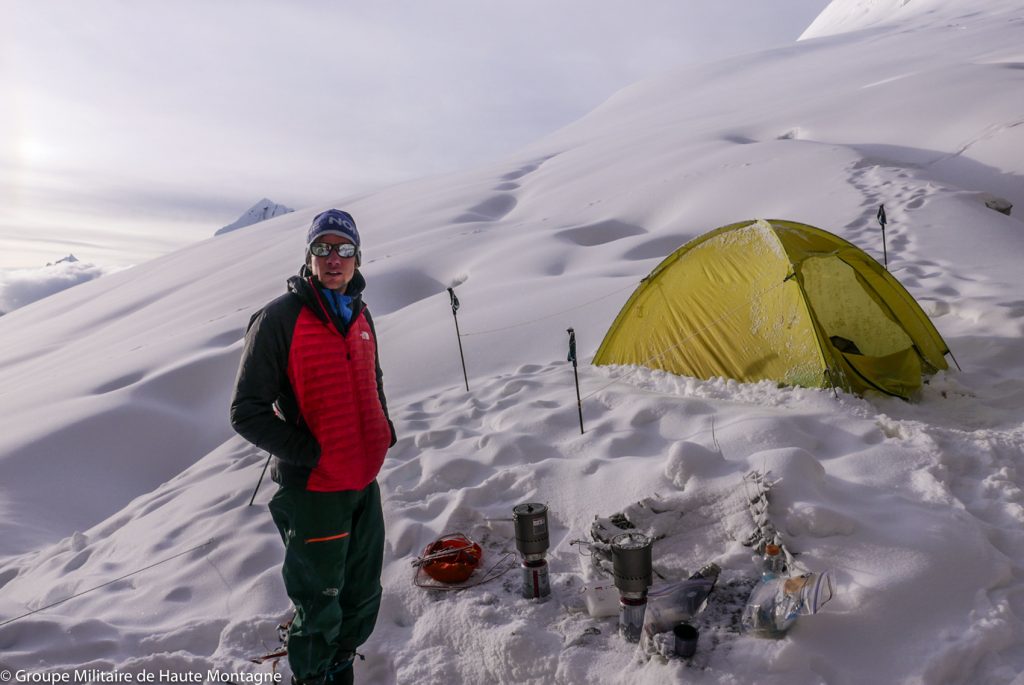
xmin=269 ymin=482 xmax=384 ymax=680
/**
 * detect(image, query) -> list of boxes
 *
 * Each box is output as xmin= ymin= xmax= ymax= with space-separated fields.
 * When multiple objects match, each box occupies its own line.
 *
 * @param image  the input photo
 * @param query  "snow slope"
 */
xmin=2 ymin=2 xmax=1024 ymax=684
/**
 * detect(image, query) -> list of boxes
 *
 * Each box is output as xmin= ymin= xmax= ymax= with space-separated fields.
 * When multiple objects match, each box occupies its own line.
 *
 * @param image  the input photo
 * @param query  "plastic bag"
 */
xmin=643 ymin=577 xmax=718 ymax=634
xmin=741 ymin=571 xmax=834 ymax=638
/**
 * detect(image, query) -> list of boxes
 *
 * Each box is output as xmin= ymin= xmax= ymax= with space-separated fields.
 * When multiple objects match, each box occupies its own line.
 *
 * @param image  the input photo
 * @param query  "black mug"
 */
xmin=673 ymin=622 xmax=699 ymax=658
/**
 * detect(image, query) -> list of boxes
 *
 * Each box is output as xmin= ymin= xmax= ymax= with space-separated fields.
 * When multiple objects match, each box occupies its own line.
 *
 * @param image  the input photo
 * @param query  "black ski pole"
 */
xmin=567 ymin=328 xmax=584 ymax=434
xmin=876 ymin=204 xmax=888 ymax=270
xmin=448 ymin=287 xmax=469 ymax=391
xmin=249 ymin=452 xmax=272 ymax=506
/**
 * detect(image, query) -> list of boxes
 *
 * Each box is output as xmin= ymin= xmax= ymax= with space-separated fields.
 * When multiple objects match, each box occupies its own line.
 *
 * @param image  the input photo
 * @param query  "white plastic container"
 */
xmin=582 ymin=582 xmax=620 ymax=618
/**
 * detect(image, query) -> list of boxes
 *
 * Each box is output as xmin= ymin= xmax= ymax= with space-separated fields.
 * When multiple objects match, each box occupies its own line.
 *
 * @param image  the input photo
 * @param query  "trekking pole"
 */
xmin=876 ymin=204 xmax=888 ymax=270
xmin=567 ymin=328 xmax=584 ymax=434
xmin=448 ymin=287 xmax=470 ymax=391
xmin=249 ymin=451 xmax=272 ymax=506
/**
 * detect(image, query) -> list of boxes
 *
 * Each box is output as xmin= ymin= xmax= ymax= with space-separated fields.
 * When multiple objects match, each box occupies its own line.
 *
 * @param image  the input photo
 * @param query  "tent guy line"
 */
xmin=456 ymin=280 xmax=637 ymax=337
xmin=394 ymin=219 xmax=960 ymax=403
xmin=0 ymin=539 xmax=217 ymax=628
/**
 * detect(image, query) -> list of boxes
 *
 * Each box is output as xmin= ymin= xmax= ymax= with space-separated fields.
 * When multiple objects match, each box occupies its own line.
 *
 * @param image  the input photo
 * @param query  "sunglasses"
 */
xmin=310 ymin=242 xmax=357 ymax=258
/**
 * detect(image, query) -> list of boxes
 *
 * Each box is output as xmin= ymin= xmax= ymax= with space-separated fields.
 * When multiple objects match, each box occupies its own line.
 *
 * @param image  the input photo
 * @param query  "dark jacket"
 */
xmin=230 ymin=267 xmax=396 ymax=491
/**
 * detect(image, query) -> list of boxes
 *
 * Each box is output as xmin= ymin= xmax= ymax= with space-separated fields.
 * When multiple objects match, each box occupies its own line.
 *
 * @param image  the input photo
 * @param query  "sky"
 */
xmin=0 ymin=0 xmax=829 ymax=269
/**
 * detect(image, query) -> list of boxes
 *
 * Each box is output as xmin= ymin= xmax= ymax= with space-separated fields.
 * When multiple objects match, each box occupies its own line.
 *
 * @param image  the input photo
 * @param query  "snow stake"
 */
xmin=611 ymin=532 xmax=653 ymax=642
xmin=876 ymin=204 xmax=888 ymax=270
xmin=514 ymin=502 xmax=551 ymax=599
xmin=567 ymin=328 xmax=584 ymax=434
xmin=447 ymin=287 xmax=470 ymax=391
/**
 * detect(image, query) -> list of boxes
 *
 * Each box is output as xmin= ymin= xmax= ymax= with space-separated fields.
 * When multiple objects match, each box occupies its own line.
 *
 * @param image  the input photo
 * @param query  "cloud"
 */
xmin=0 ymin=259 xmax=124 ymax=314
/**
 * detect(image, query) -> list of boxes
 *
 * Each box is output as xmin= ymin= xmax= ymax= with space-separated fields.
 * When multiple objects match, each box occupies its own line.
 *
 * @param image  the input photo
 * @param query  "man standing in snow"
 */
xmin=230 ymin=209 xmax=396 ymax=685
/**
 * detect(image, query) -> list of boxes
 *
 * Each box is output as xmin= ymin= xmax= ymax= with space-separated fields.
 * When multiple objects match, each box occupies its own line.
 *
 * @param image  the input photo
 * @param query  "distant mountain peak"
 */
xmin=46 ymin=254 xmax=79 ymax=266
xmin=215 ymin=199 xmax=294 ymax=236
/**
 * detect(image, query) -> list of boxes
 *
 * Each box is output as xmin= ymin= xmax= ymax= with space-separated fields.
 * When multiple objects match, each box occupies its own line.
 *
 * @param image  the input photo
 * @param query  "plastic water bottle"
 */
xmin=761 ymin=543 xmax=785 ymax=580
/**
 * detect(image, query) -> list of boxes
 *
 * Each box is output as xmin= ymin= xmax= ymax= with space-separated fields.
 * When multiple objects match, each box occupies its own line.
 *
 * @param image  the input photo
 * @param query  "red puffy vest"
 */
xmin=287 ymin=307 xmax=392 ymax=492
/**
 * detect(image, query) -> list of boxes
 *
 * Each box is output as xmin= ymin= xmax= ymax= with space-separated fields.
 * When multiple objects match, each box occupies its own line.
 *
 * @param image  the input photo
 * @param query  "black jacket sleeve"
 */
xmin=363 ymin=308 xmax=398 ymax=447
xmin=230 ymin=305 xmax=321 ymax=467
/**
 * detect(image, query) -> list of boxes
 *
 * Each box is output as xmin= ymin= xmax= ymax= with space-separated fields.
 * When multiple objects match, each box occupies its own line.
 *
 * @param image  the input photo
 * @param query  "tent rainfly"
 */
xmin=593 ymin=219 xmax=951 ymax=399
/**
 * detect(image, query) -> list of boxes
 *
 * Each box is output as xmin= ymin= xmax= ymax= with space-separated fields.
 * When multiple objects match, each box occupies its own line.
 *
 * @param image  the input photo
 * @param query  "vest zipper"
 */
xmin=343 ymin=316 xmax=370 ymax=460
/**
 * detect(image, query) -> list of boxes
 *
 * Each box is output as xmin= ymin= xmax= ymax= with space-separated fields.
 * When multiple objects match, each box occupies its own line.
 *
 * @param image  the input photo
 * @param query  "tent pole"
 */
xmin=947 ymin=350 xmax=963 ymax=372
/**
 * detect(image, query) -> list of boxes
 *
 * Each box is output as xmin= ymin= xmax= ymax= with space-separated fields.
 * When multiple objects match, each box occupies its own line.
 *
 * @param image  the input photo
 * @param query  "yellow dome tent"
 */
xmin=593 ymin=219 xmax=951 ymax=399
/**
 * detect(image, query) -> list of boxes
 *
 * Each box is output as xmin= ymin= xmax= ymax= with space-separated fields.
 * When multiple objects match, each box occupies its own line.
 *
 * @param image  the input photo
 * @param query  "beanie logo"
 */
xmin=360 ymin=331 xmax=370 ymax=340
xmin=327 ymin=215 xmax=355 ymax=232
xmin=308 ymin=209 xmax=359 ymax=249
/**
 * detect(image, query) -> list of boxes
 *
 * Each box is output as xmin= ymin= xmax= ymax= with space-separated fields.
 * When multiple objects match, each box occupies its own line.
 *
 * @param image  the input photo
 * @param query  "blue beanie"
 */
xmin=307 ymin=209 xmax=360 ymax=247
